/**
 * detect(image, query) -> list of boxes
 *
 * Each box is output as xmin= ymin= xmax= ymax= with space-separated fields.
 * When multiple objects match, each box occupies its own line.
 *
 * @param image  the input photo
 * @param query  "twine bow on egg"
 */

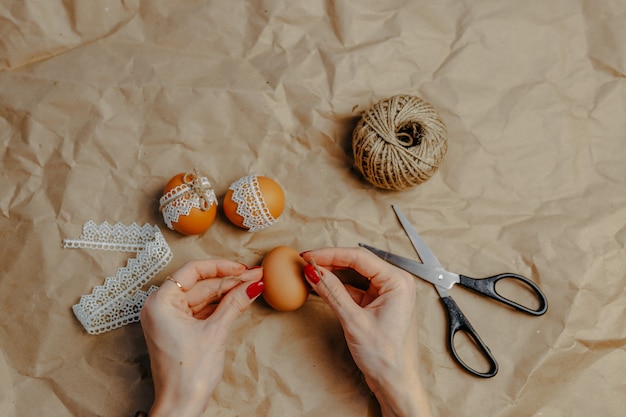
xmin=183 ymin=170 xmax=217 ymax=211
xmin=158 ymin=169 xmax=217 ymax=212
xmin=352 ymin=95 xmax=448 ymax=191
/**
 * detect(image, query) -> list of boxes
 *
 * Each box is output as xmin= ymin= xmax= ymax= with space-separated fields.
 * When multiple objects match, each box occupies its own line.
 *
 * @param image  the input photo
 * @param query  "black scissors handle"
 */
xmin=441 ymin=296 xmax=499 ymax=378
xmin=459 ymin=273 xmax=548 ymax=316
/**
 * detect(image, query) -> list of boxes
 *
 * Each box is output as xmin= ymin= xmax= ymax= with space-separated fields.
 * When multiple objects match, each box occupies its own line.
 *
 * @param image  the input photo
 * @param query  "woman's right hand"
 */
xmin=300 ymin=247 xmax=432 ymax=417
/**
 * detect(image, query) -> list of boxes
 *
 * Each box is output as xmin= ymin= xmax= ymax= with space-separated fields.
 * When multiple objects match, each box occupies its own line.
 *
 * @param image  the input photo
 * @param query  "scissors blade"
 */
xmin=358 ymin=243 xmax=459 ymax=290
xmin=392 ymin=205 xmax=443 ymax=269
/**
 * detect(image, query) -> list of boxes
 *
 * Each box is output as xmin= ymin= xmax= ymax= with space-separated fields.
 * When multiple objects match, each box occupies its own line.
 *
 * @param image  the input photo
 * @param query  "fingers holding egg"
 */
xmin=160 ymin=171 xmax=305 ymax=313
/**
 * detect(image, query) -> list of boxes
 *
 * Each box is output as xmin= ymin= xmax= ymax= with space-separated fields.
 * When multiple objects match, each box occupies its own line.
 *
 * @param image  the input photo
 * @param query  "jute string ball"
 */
xmin=352 ymin=95 xmax=448 ymax=191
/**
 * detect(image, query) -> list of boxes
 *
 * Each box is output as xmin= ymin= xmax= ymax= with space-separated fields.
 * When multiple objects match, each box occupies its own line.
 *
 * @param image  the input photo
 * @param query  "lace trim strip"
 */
xmin=63 ymin=221 xmax=173 ymax=335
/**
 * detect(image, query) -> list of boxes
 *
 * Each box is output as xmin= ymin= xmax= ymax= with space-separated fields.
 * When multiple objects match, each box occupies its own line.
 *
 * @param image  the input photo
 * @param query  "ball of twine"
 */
xmin=352 ymin=95 xmax=448 ymax=191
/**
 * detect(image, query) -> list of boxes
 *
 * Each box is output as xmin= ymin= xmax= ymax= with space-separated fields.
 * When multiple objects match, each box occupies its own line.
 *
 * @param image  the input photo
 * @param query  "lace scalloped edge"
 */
xmin=64 ymin=221 xmax=172 ymax=335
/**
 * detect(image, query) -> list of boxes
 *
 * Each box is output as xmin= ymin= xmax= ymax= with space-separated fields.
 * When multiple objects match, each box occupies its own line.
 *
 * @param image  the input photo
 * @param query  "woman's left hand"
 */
xmin=140 ymin=260 xmax=264 ymax=417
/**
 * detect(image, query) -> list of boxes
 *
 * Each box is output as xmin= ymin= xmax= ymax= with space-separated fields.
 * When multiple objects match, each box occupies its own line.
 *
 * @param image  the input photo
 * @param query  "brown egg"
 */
xmin=159 ymin=172 xmax=218 ymax=235
xmin=261 ymin=246 xmax=309 ymax=311
xmin=223 ymin=174 xmax=285 ymax=232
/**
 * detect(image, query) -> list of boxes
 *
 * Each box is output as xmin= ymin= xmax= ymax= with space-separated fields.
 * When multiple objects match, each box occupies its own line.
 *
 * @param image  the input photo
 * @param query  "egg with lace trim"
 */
xmin=159 ymin=171 xmax=218 ymax=235
xmin=223 ymin=174 xmax=285 ymax=232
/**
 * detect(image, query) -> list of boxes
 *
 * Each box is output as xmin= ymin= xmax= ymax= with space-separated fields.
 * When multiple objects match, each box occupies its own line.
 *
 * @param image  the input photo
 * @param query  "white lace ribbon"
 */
xmin=228 ymin=174 xmax=277 ymax=232
xmin=64 ymin=221 xmax=173 ymax=335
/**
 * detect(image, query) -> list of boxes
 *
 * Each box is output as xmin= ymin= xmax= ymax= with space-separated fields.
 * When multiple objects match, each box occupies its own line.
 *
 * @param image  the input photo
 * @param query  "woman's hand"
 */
xmin=140 ymin=260 xmax=264 ymax=417
xmin=300 ymin=248 xmax=432 ymax=417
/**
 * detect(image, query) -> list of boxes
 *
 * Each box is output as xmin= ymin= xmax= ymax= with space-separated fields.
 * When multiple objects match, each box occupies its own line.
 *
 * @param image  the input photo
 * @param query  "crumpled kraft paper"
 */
xmin=1 ymin=0 xmax=625 ymax=416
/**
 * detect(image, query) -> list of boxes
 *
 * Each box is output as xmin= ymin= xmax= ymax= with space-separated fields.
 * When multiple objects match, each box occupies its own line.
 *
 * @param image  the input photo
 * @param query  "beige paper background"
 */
xmin=1 ymin=0 xmax=625 ymax=416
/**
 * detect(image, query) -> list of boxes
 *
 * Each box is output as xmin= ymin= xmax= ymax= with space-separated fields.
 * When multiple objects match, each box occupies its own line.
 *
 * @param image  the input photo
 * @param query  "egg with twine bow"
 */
xmin=352 ymin=95 xmax=448 ymax=191
xmin=159 ymin=170 xmax=218 ymax=235
xmin=223 ymin=174 xmax=285 ymax=232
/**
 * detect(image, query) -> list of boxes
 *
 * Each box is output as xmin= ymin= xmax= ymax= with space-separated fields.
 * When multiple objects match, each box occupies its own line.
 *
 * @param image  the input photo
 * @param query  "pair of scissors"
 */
xmin=359 ymin=205 xmax=548 ymax=378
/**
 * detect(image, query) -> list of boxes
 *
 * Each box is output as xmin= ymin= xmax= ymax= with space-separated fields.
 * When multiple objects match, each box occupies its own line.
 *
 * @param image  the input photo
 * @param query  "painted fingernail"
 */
xmin=247 ymin=265 xmax=262 ymax=270
xmin=299 ymin=251 xmax=310 ymax=258
xmin=246 ymin=281 xmax=265 ymax=299
xmin=303 ymin=263 xmax=321 ymax=284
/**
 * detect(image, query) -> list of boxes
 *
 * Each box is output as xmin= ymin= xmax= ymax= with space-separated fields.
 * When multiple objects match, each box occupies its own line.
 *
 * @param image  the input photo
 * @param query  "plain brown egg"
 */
xmin=261 ymin=246 xmax=308 ymax=311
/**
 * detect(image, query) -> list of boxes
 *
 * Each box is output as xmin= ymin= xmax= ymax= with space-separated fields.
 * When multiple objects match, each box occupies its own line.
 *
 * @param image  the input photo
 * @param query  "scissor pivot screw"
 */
xmin=438 ymin=274 xmax=444 ymax=280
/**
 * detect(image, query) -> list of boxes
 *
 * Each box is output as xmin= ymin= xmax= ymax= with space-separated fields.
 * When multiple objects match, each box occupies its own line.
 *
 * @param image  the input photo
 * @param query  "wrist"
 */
xmin=149 ymin=404 xmax=201 ymax=417
xmin=366 ymin=364 xmax=432 ymax=417
xmin=148 ymin=389 xmax=205 ymax=417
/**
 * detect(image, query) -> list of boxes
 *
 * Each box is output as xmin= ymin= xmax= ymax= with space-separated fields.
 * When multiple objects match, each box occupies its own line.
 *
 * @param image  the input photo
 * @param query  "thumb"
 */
xmin=209 ymin=278 xmax=265 ymax=328
xmin=303 ymin=262 xmax=360 ymax=320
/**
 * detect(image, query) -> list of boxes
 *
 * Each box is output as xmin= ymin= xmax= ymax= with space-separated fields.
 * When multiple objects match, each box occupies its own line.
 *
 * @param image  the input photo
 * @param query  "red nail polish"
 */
xmin=303 ymin=263 xmax=321 ymax=284
xmin=246 ymin=281 xmax=265 ymax=299
xmin=247 ymin=265 xmax=262 ymax=270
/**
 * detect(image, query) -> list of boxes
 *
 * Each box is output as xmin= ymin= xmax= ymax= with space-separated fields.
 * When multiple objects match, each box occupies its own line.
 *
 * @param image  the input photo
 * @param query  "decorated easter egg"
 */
xmin=159 ymin=170 xmax=218 ymax=235
xmin=223 ymin=174 xmax=285 ymax=232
